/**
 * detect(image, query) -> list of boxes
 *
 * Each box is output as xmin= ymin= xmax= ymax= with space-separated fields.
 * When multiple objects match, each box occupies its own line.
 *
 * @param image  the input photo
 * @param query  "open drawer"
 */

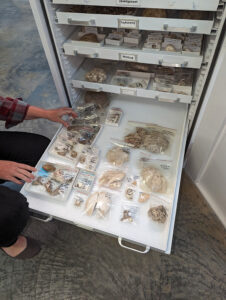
xmin=52 ymin=0 xmax=220 ymax=12
xmin=63 ymin=34 xmax=203 ymax=69
xmin=56 ymin=8 xmax=214 ymax=35
xmin=21 ymin=94 xmax=188 ymax=254
xmin=70 ymin=58 xmax=193 ymax=104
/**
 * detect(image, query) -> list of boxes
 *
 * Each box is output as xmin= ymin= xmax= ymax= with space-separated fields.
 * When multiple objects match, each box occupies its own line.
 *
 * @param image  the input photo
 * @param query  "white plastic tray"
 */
xmin=52 ymin=0 xmax=220 ymax=12
xmin=21 ymin=94 xmax=188 ymax=254
xmin=56 ymin=9 xmax=214 ymax=35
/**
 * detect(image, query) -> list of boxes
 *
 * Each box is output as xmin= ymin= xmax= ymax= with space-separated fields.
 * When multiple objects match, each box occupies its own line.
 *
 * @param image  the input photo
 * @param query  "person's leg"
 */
xmin=0 ymin=131 xmax=50 ymax=167
xmin=0 ymin=186 xmax=29 ymax=257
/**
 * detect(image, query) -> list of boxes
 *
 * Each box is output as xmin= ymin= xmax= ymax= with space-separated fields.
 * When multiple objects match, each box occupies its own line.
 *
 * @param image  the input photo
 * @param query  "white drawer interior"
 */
xmin=21 ymin=94 xmax=188 ymax=254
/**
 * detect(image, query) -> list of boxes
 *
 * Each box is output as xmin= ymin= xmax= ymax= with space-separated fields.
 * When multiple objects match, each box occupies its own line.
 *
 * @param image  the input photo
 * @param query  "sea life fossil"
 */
xmin=148 ymin=205 xmax=167 ymax=223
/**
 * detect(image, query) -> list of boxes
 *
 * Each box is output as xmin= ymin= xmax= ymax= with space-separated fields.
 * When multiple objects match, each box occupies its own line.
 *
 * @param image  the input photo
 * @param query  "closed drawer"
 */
xmin=63 ymin=39 xmax=203 ymax=69
xmin=56 ymin=9 xmax=214 ymax=34
xmin=53 ymin=0 xmax=220 ymax=12
xmin=21 ymin=94 xmax=189 ymax=254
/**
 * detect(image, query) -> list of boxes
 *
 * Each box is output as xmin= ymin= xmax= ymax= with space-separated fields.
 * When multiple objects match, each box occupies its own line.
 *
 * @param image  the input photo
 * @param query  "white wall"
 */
xmin=185 ymin=32 xmax=226 ymax=228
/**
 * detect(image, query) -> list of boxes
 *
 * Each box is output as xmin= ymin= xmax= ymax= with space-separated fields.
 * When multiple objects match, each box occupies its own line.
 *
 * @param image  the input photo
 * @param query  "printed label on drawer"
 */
xmin=116 ymin=0 xmax=141 ymax=6
xmin=157 ymin=97 xmax=178 ymax=103
xmin=121 ymin=88 xmax=137 ymax=96
xmin=119 ymin=53 xmax=137 ymax=62
xmin=118 ymin=19 xmax=139 ymax=29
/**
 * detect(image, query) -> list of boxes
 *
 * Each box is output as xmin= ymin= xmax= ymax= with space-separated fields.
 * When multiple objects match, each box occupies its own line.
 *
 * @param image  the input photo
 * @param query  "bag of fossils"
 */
xmin=147 ymin=195 xmax=171 ymax=230
xmin=104 ymin=139 xmax=131 ymax=168
xmin=83 ymin=189 xmax=113 ymax=219
xmin=77 ymin=146 xmax=100 ymax=172
xmin=120 ymin=204 xmax=139 ymax=225
xmin=98 ymin=167 xmax=126 ymax=191
xmin=138 ymin=153 xmax=174 ymax=196
xmin=48 ymin=134 xmax=85 ymax=164
xmin=124 ymin=121 xmax=176 ymax=158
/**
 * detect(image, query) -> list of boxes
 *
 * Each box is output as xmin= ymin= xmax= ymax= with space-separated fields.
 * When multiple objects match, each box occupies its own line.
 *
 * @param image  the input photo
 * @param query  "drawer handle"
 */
xmin=155 ymin=96 xmax=180 ymax=103
xmin=118 ymin=237 xmax=150 ymax=254
xmin=163 ymin=23 xmax=197 ymax=33
xmin=158 ymin=59 xmax=188 ymax=68
xmin=30 ymin=214 xmax=53 ymax=223
xmin=81 ymin=84 xmax=103 ymax=92
xmin=68 ymin=18 xmax=96 ymax=26
xmin=74 ymin=50 xmax=99 ymax=58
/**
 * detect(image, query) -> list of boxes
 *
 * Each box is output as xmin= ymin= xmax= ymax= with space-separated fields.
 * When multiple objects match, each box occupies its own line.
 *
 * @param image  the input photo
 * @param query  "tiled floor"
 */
xmin=0 ymin=1 xmax=225 ymax=300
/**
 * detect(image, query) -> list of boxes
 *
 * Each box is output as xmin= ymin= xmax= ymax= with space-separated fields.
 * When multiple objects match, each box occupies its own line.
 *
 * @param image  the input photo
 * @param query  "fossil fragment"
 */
xmin=85 ymin=192 xmax=99 ymax=216
xmin=148 ymin=205 xmax=167 ymax=223
xmin=95 ymin=192 xmax=111 ymax=218
xmin=138 ymin=192 xmax=150 ymax=203
xmin=44 ymin=179 xmax=61 ymax=196
xmin=140 ymin=166 xmax=167 ymax=193
xmin=125 ymin=188 xmax=135 ymax=200
xmin=142 ymin=131 xmax=169 ymax=153
xmin=85 ymin=68 xmax=107 ymax=83
xmin=42 ymin=163 xmax=56 ymax=172
xmin=70 ymin=150 xmax=78 ymax=158
xmin=79 ymin=33 xmax=98 ymax=43
xmin=142 ymin=8 xmax=167 ymax=18
xmin=120 ymin=210 xmax=133 ymax=223
xmin=106 ymin=147 xmax=129 ymax=167
xmin=99 ymin=170 xmax=125 ymax=190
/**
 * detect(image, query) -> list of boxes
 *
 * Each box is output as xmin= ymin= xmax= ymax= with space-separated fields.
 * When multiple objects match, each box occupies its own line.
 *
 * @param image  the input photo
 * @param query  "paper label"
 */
xmin=84 ymin=26 xmax=98 ymax=34
xmin=121 ymin=88 xmax=137 ymax=96
xmin=116 ymin=0 xmax=140 ymax=6
xmin=118 ymin=19 xmax=139 ymax=29
xmin=119 ymin=53 xmax=137 ymax=62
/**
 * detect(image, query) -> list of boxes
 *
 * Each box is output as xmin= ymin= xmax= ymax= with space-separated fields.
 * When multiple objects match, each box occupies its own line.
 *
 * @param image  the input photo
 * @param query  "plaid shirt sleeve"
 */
xmin=0 ymin=96 xmax=29 ymax=129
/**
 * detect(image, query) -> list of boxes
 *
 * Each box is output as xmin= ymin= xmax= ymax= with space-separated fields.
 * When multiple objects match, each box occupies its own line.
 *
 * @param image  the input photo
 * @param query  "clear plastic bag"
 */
xmin=67 ymin=124 xmax=102 ymax=146
xmin=105 ymin=140 xmax=130 ymax=168
xmin=124 ymin=121 xmax=176 ymax=158
xmin=120 ymin=204 xmax=139 ymax=224
xmin=73 ymin=169 xmax=96 ymax=195
xmin=77 ymin=146 xmax=100 ymax=172
xmin=147 ymin=195 xmax=171 ymax=225
xmin=98 ymin=168 xmax=126 ymax=191
xmin=105 ymin=107 xmax=123 ymax=127
xmin=138 ymin=153 xmax=174 ymax=195
xmin=84 ymin=190 xmax=112 ymax=218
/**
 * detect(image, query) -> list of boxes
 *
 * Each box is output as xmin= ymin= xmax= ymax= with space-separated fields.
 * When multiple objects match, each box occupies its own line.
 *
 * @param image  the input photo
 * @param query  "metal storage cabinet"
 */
xmin=21 ymin=0 xmax=226 ymax=254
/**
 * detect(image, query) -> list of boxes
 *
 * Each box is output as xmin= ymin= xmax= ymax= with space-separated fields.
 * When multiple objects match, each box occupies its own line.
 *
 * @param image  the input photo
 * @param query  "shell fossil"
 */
xmin=42 ymin=163 xmax=56 ymax=172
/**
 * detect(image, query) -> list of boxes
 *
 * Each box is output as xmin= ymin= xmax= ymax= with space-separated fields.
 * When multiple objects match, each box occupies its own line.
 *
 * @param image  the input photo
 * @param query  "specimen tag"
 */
xmin=118 ymin=19 xmax=139 ymax=29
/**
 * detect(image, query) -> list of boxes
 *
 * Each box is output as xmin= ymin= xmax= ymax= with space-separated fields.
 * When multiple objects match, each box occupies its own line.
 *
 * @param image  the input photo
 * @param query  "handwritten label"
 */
xmin=121 ymin=88 xmax=137 ymax=96
xmin=118 ymin=18 xmax=139 ymax=29
xmin=119 ymin=53 xmax=137 ymax=62
xmin=116 ymin=0 xmax=140 ymax=6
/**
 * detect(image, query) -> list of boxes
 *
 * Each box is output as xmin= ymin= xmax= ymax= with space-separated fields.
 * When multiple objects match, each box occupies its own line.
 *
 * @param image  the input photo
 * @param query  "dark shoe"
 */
xmin=1 ymin=237 xmax=41 ymax=260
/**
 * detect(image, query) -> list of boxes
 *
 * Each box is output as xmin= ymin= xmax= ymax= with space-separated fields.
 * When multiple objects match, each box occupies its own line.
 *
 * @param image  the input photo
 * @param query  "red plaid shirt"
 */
xmin=0 ymin=96 xmax=29 ymax=128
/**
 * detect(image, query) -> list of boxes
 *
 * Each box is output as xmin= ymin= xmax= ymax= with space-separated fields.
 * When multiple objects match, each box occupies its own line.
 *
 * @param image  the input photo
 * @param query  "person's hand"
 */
xmin=0 ymin=161 xmax=36 ymax=184
xmin=45 ymin=107 xmax=77 ymax=127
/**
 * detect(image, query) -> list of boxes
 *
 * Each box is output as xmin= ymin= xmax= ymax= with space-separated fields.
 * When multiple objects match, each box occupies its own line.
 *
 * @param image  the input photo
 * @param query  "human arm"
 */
xmin=0 ymin=161 xmax=36 ymax=184
xmin=25 ymin=106 xmax=77 ymax=127
xmin=0 ymin=97 xmax=77 ymax=128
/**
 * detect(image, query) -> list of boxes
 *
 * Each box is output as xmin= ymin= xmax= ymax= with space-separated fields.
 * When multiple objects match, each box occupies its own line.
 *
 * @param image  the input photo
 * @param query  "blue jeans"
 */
xmin=0 ymin=181 xmax=23 ymax=192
